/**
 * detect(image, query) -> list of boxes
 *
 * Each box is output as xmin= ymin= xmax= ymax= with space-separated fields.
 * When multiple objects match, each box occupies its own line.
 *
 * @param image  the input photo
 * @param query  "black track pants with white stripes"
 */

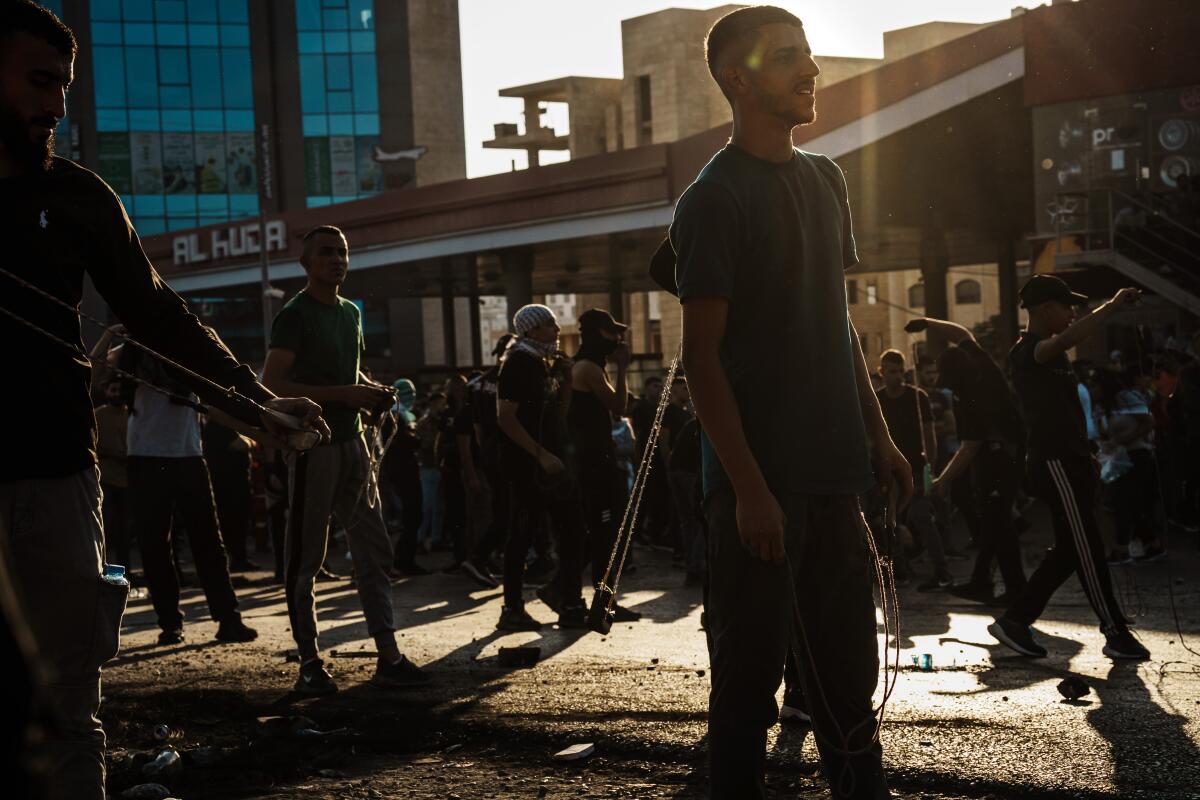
xmin=1007 ymin=456 xmax=1128 ymax=634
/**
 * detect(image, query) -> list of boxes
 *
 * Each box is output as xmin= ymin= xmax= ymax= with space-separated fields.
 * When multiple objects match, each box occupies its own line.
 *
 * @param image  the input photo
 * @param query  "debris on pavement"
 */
xmin=553 ymin=742 xmax=596 ymax=762
xmin=1057 ymin=676 xmax=1090 ymax=701
xmin=120 ymin=784 xmax=172 ymax=800
xmin=141 ymin=747 xmax=181 ymax=778
xmin=498 ymin=646 xmax=541 ymax=667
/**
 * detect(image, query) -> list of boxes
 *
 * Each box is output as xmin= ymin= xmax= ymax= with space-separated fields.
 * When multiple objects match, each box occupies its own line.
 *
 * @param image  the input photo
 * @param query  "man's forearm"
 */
xmin=1048 ymin=302 xmax=1115 ymax=355
xmin=937 ymin=440 xmax=980 ymax=483
xmin=683 ymin=348 xmax=765 ymax=496
xmin=925 ymin=318 xmax=973 ymax=344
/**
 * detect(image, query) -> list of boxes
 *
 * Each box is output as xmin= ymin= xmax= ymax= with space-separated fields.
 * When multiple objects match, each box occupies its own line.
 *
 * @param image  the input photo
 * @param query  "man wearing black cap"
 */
xmin=988 ymin=276 xmax=1147 ymax=659
xmin=565 ymin=309 xmax=642 ymax=621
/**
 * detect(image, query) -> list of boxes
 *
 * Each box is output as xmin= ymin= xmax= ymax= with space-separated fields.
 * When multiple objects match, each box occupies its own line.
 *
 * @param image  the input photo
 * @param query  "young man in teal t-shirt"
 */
xmin=264 ymin=225 xmax=430 ymax=694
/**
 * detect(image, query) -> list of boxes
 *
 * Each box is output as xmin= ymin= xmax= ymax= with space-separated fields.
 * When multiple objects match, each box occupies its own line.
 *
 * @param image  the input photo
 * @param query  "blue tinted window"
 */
xmin=323 ymin=30 xmax=349 ymax=53
xmin=198 ymin=195 xmax=227 ymax=213
xmin=188 ymin=23 xmax=219 ymax=45
xmin=323 ymin=9 xmax=349 ymax=29
xmin=354 ymin=113 xmax=379 ymax=135
xmin=124 ymin=22 xmax=154 ymax=44
xmin=308 ymin=196 xmax=332 ymax=208
xmin=296 ymin=0 xmax=322 ymax=30
xmin=161 ymin=109 xmax=191 ymax=130
xmin=327 ymin=91 xmax=351 ymax=113
xmin=351 ymin=55 xmax=377 ymax=111
xmin=193 ymin=109 xmax=224 ymax=131
xmin=325 ymin=55 xmax=350 ymax=90
xmin=229 ymin=195 xmax=259 ymax=218
xmin=93 ymin=47 xmax=126 ymax=107
xmin=125 ymin=47 xmax=158 ymax=107
xmin=97 ymin=108 xmax=128 ymax=130
xmin=168 ymin=218 xmax=197 ymax=231
xmin=92 ymin=22 xmax=123 ymax=45
xmin=167 ymin=194 xmax=198 ymax=215
xmin=139 ymin=218 xmax=167 ymax=235
xmin=156 ymin=23 xmax=187 ymax=46
xmin=128 ymin=108 xmax=160 ymax=129
xmin=135 ymin=194 xmax=165 ymax=214
xmin=189 ymin=48 xmax=222 ymax=107
xmin=159 ymin=86 xmax=191 ymax=110
xmin=219 ymin=24 xmax=249 ymax=47
xmin=328 ymin=114 xmax=353 ymax=135
xmin=189 ymin=0 xmax=218 ymax=22
xmin=218 ymin=0 xmax=248 ymax=23
xmin=349 ymin=0 xmax=374 ymax=29
xmin=122 ymin=0 xmax=153 ymax=21
xmin=221 ymin=49 xmax=253 ymax=108
xmin=298 ymin=55 xmax=326 ymax=110
xmin=303 ymin=114 xmax=328 ymax=136
xmin=92 ymin=0 xmax=122 ymax=21
xmin=225 ymin=110 xmax=254 ymax=130
xmin=158 ymin=48 xmax=189 ymax=84
xmin=155 ymin=0 xmax=185 ymax=22
xmin=350 ymin=31 xmax=374 ymax=53
xmin=298 ymin=32 xmax=323 ymax=53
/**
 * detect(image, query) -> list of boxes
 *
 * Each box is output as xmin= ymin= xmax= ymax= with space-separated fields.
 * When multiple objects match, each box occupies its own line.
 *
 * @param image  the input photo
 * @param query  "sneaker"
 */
xmin=611 ymin=604 xmax=642 ymax=623
xmin=947 ymin=581 xmax=995 ymax=605
xmin=157 ymin=628 xmax=184 ymax=646
xmin=497 ymin=606 xmax=542 ymax=632
xmin=779 ymin=689 xmax=812 ymax=725
xmin=988 ymin=617 xmax=1048 ymax=658
xmin=1127 ymin=539 xmax=1147 ymax=559
xmin=461 ymin=558 xmax=500 ymax=589
xmin=295 ymin=659 xmax=338 ymax=696
xmin=215 ymin=618 xmax=258 ymax=643
xmin=370 ymin=655 xmax=431 ymax=688
xmin=1103 ymin=629 xmax=1150 ymax=660
xmin=917 ymin=576 xmax=954 ymax=593
xmin=1133 ymin=544 xmax=1166 ymax=564
xmin=557 ymin=603 xmax=588 ymax=629
xmin=535 ymin=583 xmax=563 ymax=615
xmin=1106 ymin=549 xmax=1132 ymax=566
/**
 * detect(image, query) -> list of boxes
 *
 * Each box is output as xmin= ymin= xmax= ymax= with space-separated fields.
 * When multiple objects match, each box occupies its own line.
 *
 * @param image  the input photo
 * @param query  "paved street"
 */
xmin=104 ymin=507 xmax=1200 ymax=799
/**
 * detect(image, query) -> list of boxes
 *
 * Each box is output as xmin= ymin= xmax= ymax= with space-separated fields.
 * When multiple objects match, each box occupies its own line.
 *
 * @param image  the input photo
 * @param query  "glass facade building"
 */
xmin=296 ymin=0 xmax=383 ymax=208
xmin=88 ymin=0 xmax=258 ymax=234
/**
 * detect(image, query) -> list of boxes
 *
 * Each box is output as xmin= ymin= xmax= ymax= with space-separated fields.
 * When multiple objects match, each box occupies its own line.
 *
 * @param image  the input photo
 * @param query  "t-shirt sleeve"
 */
xmin=670 ymin=181 xmax=742 ymax=302
xmin=819 ymin=155 xmax=859 ymax=270
xmin=498 ymin=356 xmax=537 ymax=404
xmin=269 ymin=304 xmax=304 ymax=353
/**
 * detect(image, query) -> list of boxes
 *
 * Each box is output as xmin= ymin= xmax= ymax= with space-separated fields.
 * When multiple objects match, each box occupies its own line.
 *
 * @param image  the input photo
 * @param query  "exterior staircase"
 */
xmin=1053 ymin=189 xmax=1200 ymax=317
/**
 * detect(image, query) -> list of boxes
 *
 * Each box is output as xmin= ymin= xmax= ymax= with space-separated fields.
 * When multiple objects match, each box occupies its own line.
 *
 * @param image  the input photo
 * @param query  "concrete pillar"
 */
xmin=607 ymin=238 xmax=627 ymax=323
xmin=997 ymin=237 xmax=1020 ymax=350
xmin=468 ymin=257 xmax=483 ymax=366
xmin=500 ymin=248 xmax=534 ymax=330
xmin=920 ymin=225 xmax=950 ymax=355
xmin=440 ymin=261 xmax=457 ymax=368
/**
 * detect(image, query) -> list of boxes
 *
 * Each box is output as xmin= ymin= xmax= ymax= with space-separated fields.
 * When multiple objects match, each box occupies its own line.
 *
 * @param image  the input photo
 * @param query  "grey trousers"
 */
xmin=0 ymin=468 xmax=127 ymax=800
xmin=285 ymin=437 xmax=395 ymax=659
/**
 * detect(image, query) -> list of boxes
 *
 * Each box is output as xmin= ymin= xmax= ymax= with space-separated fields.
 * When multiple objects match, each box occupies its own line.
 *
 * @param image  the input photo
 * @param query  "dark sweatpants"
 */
xmin=967 ymin=446 xmax=1026 ymax=594
xmin=208 ymin=451 xmax=252 ymax=564
xmin=503 ymin=465 xmax=584 ymax=610
xmin=1007 ymin=456 xmax=1126 ymax=634
xmin=575 ymin=451 xmax=625 ymax=586
xmin=128 ymin=456 xmax=240 ymax=631
xmin=706 ymin=489 xmax=888 ymax=800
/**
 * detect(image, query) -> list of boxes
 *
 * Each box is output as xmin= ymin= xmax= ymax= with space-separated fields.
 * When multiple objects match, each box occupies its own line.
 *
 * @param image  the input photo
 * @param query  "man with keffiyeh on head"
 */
xmin=495 ymin=304 xmax=588 ymax=632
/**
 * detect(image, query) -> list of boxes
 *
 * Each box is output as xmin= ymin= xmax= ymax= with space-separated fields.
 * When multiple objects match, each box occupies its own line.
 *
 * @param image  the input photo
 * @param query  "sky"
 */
xmin=458 ymin=0 xmax=1032 ymax=177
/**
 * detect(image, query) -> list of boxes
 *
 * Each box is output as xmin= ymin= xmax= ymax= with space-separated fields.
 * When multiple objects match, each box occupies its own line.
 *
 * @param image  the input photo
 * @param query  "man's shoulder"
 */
xmin=1009 ymin=333 xmax=1040 ymax=367
xmin=43 ymin=157 xmax=123 ymax=210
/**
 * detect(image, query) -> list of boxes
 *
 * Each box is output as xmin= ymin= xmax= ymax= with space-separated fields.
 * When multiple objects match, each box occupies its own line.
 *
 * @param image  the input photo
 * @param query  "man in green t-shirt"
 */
xmin=263 ymin=225 xmax=429 ymax=694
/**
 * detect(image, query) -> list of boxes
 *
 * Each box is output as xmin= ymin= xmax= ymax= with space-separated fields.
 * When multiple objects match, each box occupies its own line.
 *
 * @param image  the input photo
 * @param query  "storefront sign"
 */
xmin=172 ymin=220 xmax=287 ymax=265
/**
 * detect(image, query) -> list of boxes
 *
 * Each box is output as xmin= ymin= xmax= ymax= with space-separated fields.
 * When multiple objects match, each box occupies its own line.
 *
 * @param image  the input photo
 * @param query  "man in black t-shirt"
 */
xmin=988 ymin=276 xmax=1147 ymax=660
xmin=909 ymin=318 xmax=1026 ymax=604
xmin=0 ymin=7 xmax=326 ymax=797
xmin=876 ymin=350 xmax=949 ymax=591
xmin=495 ymin=304 xmax=587 ymax=632
xmin=669 ymin=8 xmax=911 ymax=797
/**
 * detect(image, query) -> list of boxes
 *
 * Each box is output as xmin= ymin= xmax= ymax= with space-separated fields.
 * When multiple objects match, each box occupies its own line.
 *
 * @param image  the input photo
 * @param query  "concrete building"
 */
xmin=42 ymin=0 xmax=464 ymax=235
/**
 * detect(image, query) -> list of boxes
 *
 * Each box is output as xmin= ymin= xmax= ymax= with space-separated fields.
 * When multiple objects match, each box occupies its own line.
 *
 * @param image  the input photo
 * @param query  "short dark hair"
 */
xmin=880 ymin=349 xmax=906 ymax=368
xmin=302 ymin=224 xmax=345 ymax=244
xmin=0 ymin=1 xmax=77 ymax=59
xmin=916 ymin=355 xmax=935 ymax=369
xmin=705 ymin=6 xmax=804 ymax=98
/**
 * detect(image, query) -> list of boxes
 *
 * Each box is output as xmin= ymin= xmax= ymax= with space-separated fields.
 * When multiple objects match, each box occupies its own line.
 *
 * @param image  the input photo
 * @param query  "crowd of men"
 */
xmin=4 ymin=4 xmax=1200 ymax=800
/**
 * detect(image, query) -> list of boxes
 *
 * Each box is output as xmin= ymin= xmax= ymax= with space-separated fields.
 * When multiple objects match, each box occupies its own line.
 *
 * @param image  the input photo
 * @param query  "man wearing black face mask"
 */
xmin=566 ymin=309 xmax=642 ymax=622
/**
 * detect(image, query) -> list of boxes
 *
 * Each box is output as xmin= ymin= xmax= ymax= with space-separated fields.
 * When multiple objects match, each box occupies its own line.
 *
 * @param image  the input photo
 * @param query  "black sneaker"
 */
xmin=295 ymin=659 xmax=338 ymax=696
xmin=948 ymin=581 xmax=995 ymax=605
xmin=371 ymin=655 xmax=431 ymax=688
xmin=157 ymin=628 xmax=184 ymax=646
xmin=1133 ymin=544 xmax=1166 ymax=564
xmin=1103 ymin=629 xmax=1150 ymax=660
xmin=497 ymin=606 xmax=542 ymax=632
xmin=557 ymin=603 xmax=588 ymax=629
xmin=779 ymin=689 xmax=812 ymax=725
xmin=611 ymin=604 xmax=642 ymax=623
xmin=462 ymin=558 xmax=499 ymax=589
xmin=917 ymin=576 xmax=954 ymax=593
xmin=215 ymin=618 xmax=258 ymax=643
xmin=988 ymin=617 xmax=1047 ymax=658
xmin=535 ymin=582 xmax=562 ymax=614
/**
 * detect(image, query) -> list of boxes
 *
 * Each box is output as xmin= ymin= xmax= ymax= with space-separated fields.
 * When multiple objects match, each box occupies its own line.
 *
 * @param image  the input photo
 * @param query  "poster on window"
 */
xmin=161 ymin=133 xmax=194 ymax=194
xmin=194 ymin=133 xmax=227 ymax=194
xmin=97 ymin=132 xmax=132 ymax=194
xmin=355 ymin=136 xmax=383 ymax=194
xmin=129 ymin=132 xmax=162 ymax=194
xmin=329 ymin=136 xmax=357 ymax=196
xmin=304 ymin=137 xmax=331 ymax=196
xmin=226 ymin=132 xmax=257 ymax=194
